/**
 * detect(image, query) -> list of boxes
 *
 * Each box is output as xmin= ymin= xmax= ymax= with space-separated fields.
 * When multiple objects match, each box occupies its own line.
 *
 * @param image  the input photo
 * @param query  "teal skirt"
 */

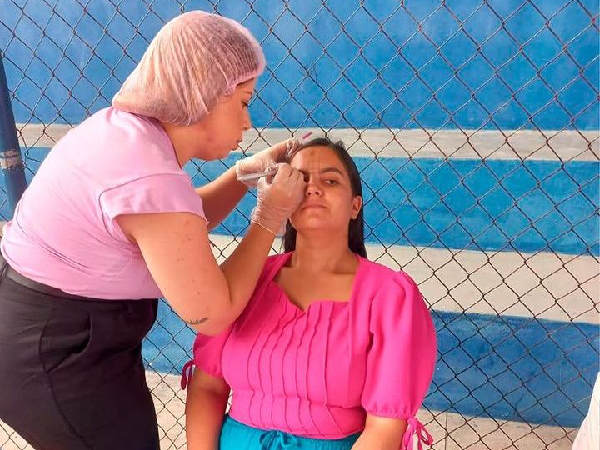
xmin=219 ymin=416 xmax=360 ymax=450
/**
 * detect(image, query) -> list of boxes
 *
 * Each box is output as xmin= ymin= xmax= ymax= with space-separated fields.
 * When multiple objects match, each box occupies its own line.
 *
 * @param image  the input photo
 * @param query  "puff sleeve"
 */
xmin=361 ymin=271 xmax=437 ymax=449
xmin=181 ymin=328 xmax=231 ymax=389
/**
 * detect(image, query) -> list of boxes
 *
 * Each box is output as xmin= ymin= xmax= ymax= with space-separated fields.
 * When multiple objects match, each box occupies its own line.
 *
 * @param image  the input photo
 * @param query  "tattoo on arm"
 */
xmin=184 ymin=317 xmax=208 ymax=325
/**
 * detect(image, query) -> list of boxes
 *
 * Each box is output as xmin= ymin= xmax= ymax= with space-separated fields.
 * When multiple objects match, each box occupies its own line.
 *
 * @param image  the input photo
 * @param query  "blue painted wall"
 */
xmin=3 ymin=148 xmax=598 ymax=255
xmin=196 ymin=154 xmax=599 ymax=256
xmin=1 ymin=0 xmax=598 ymax=129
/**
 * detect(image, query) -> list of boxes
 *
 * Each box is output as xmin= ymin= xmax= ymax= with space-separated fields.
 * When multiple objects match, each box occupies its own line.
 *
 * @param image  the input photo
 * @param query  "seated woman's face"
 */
xmin=289 ymin=145 xmax=362 ymax=233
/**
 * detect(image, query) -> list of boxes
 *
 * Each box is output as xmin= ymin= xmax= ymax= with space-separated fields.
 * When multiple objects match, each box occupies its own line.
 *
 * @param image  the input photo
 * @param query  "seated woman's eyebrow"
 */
xmin=298 ymin=167 xmax=343 ymax=181
xmin=320 ymin=167 xmax=344 ymax=175
xmin=300 ymin=167 xmax=343 ymax=175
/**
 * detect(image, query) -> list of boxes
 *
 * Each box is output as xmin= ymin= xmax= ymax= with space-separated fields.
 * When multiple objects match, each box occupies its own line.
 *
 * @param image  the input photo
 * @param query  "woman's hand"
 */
xmin=251 ymin=163 xmax=306 ymax=236
xmin=235 ymin=138 xmax=301 ymax=187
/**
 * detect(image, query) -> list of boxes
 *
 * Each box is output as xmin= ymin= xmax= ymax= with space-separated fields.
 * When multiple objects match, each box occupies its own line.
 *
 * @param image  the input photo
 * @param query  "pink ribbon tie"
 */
xmin=180 ymin=360 xmax=195 ymax=390
xmin=401 ymin=417 xmax=433 ymax=450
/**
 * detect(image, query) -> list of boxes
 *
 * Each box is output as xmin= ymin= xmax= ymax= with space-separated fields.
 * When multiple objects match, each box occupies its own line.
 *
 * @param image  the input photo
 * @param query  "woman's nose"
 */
xmin=243 ymin=109 xmax=252 ymax=131
xmin=305 ymin=176 xmax=322 ymax=196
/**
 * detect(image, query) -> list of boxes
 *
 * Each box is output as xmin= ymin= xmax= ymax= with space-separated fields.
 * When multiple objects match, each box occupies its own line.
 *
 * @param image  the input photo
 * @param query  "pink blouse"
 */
xmin=182 ymin=253 xmax=436 ymax=449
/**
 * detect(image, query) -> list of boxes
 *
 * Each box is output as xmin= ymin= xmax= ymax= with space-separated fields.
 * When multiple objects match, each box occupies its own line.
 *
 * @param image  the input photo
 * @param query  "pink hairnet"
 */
xmin=112 ymin=11 xmax=266 ymax=125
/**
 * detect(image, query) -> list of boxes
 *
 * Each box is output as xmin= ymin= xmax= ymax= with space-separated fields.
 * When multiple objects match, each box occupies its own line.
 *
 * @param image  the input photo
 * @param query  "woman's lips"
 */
xmin=302 ymin=203 xmax=327 ymax=210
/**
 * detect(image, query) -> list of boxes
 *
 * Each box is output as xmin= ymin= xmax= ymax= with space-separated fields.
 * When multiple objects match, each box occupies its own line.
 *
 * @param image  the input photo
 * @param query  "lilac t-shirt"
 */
xmin=1 ymin=107 xmax=206 ymax=299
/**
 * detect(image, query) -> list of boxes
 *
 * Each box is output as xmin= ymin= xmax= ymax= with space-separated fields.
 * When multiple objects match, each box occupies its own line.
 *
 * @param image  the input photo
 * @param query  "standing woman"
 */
xmin=0 ymin=11 xmax=305 ymax=450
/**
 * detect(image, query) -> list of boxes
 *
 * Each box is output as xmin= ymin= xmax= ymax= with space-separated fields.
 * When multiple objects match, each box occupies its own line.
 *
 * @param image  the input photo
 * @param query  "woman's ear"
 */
xmin=351 ymin=196 xmax=363 ymax=220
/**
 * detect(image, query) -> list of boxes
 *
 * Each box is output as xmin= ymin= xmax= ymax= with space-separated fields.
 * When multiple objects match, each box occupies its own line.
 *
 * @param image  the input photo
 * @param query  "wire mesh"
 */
xmin=0 ymin=1 xmax=598 ymax=449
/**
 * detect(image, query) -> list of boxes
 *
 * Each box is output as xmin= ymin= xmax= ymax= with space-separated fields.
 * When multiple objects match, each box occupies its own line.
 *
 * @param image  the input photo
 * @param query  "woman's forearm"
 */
xmin=352 ymin=431 xmax=403 ymax=450
xmin=195 ymin=167 xmax=247 ymax=230
xmin=186 ymin=386 xmax=229 ymax=450
xmin=215 ymin=223 xmax=276 ymax=327
xmin=351 ymin=416 xmax=406 ymax=450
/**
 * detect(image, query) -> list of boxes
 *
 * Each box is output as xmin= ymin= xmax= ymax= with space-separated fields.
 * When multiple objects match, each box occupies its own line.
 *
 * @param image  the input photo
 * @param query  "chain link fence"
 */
xmin=1 ymin=0 xmax=598 ymax=449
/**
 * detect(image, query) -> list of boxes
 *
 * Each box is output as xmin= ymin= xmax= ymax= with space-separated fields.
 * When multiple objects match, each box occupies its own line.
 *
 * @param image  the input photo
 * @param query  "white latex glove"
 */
xmin=251 ymin=163 xmax=306 ymax=236
xmin=236 ymin=133 xmax=312 ymax=187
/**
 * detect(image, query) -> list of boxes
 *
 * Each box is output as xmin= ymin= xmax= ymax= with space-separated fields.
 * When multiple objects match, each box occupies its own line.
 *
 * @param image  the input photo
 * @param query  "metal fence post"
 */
xmin=0 ymin=53 xmax=27 ymax=215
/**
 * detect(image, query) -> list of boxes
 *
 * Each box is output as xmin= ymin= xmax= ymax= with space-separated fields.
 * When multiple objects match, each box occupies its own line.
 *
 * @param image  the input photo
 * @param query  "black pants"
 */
xmin=0 ymin=268 xmax=160 ymax=450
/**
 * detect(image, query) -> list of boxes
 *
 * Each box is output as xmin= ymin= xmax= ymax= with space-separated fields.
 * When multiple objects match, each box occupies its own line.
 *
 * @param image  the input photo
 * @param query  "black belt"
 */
xmin=0 ymin=254 xmax=84 ymax=300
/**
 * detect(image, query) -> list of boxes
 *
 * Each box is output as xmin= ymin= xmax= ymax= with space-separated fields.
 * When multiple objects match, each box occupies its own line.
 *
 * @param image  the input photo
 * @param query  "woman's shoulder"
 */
xmin=246 ymin=253 xmax=288 ymax=292
xmin=260 ymin=253 xmax=290 ymax=277
xmin=358 ymin=257 xmax=402 ymax=282
xmin=355 ymin=257 xmax=420 ymax=302
xmin=65 ymin=108 xmax=173 ymax=163
xmin=70 ymin=107 xmax=163 ymax=141
xmin=59 ymin=107 xmax=183 ymax=186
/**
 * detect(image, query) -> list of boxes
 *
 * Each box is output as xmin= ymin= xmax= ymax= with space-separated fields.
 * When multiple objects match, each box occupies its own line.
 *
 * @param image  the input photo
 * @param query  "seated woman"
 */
xmin=181 ymin=137 xmax=437 ymax=450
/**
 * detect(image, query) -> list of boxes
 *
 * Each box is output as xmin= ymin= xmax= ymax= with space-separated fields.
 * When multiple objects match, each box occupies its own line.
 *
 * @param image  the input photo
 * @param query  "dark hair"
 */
xmin=283 ymin=137 xmax=367 ymax=258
